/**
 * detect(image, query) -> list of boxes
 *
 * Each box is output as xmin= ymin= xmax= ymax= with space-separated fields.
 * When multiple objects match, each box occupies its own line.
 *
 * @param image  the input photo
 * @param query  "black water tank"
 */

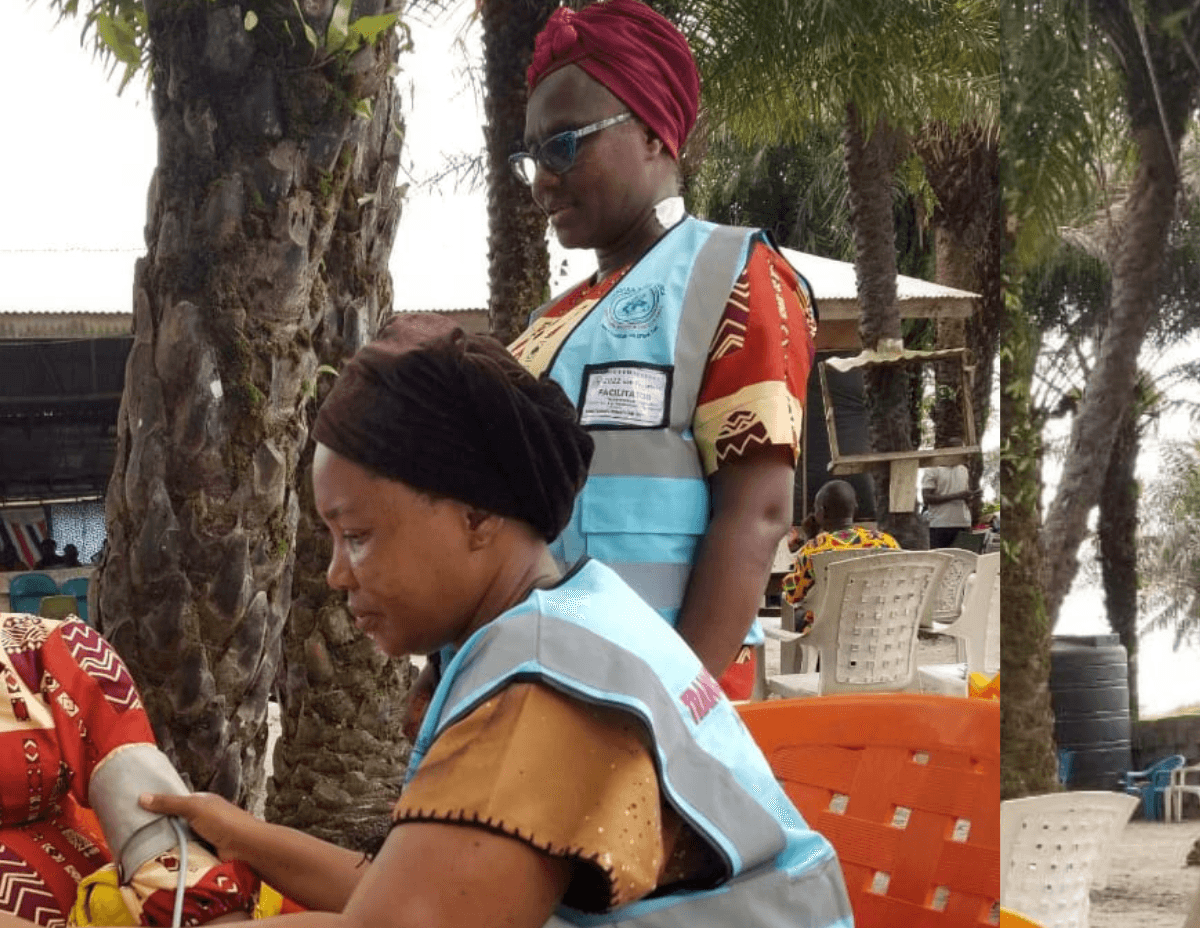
xmin=1050 ymin=634 xmax=1132 ymax=790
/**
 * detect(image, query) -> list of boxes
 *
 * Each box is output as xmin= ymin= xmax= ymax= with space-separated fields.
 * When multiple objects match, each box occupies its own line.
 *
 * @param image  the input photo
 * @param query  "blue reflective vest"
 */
xmin=408 ymin=559 xmax=854 ymax=928
xmin=517 ymin=216 xmax=777 ymax=641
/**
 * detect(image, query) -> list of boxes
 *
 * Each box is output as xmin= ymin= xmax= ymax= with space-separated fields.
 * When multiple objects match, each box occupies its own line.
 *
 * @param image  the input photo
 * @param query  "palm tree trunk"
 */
xmin=918 ymin=124 xmax=1002 ymax=524
xmin=266 ymin=49 xmax=412 ymax=851
xmin=1099 ymin=396 xmax=1141 ymax=722
xmin=481 ymin=0 xmax=557 ymax=343
xmin=844 ymin=104 xmax=922 ymax=547
xmin=1000 ymin=293 xmax=1059 ymax=799
xmin=1044 ymin=0 xmax=1200 ymax=623
xmin=97 ymin=0 xmax=404 ymax=805
xmin=1042 ymin=126 xmax=1185 ymax=622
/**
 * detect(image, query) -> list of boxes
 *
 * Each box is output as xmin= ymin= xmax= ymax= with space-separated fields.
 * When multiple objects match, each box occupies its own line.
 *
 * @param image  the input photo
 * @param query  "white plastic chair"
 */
xmin=767 ymin=546 xmax=893 ymax=675
xmin=1167 ymin=763 xmax=1200 ymax=823
xmin=917 ymin=551 xmax=1001 ymax=696
xmin=765 ymin=551 xmax=948 ymax=698
xmin=1000 ymin=791 xmax=1138 ymax=928
xmin=922 ymin=546 xmax=977 ymax=629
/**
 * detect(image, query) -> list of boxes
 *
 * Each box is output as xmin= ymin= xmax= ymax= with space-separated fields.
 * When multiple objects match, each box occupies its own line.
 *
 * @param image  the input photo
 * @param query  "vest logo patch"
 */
xmin=604 ymin=285 xmax=664 ymax=337
xmin=680 ymin=668 xmax=724 ymax=724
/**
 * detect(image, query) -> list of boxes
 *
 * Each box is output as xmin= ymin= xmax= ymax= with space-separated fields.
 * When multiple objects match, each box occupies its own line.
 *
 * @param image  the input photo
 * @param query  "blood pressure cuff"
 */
xmin=88 ymin=742 xmax=192 ymax=882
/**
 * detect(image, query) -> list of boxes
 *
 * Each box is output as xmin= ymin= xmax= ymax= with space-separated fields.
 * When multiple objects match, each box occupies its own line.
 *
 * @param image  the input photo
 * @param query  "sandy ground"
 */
xmin=1089 ymin=821 xmax=1200 ymax=928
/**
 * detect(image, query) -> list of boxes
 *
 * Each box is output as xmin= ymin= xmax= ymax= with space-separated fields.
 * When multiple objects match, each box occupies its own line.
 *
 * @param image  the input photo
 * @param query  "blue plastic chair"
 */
xmin=1122 ymin=754 xmax=1185 ymax=820
xmin=59 ymin=576 xmax=90 ymax=626
xmin=8 ymin=572 xmax=60 ymax=615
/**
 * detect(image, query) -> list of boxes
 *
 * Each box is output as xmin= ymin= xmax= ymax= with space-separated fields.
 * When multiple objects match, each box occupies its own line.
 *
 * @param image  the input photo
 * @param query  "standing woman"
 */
xmin=508 ymin=0 xmax=819 ymax=699
xmin=91 ymin=316 xmax=852 ymax=928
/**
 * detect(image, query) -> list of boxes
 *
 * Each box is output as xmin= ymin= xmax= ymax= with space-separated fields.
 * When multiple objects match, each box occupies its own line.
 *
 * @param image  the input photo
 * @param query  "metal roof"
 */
xmin=781 ymin=249 xmax=980 ymax=322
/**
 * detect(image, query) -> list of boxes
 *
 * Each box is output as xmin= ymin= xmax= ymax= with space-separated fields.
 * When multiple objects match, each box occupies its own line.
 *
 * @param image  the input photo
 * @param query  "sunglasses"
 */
xmin=508 ymin=112 xmax=633 ymax=186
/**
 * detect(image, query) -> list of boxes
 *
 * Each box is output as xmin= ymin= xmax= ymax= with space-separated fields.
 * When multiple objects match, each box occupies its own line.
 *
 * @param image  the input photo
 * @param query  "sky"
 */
xmin=0 ymin=3 xmax=590 ymax=312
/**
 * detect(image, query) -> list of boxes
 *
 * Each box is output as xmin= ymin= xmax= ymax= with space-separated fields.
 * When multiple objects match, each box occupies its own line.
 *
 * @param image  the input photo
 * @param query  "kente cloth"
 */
xmin=393 ymin=682 xmax=723 ymax=913
xmin=0 ymin=614 xmax=257 ymax=927
xmin=510 ymin=240 xmax=817 ymax=477
xmin=526 ymin=0 xmax=699 ymax=159
xmin=315 ymin=319 xmax=593 ymax=543
xmin=781 ymin=527 xmax=901 ymax=629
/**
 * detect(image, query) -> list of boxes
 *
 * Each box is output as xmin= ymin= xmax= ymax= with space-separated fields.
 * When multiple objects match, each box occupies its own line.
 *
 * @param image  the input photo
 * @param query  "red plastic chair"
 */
xmin=737 ymin=694 xmax=999 ymax=928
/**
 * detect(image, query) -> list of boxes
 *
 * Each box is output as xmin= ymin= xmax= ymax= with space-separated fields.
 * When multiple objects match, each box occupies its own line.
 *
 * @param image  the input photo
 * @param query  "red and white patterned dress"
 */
xmin=0 ymin=614 xmax=257 ymax=926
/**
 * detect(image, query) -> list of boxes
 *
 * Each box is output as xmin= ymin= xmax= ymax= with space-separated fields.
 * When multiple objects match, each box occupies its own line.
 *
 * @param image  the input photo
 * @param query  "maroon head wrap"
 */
xmin=313 ymin=314 xmax=594 ymax=542
xmin=526 ymin=0 xmax=699 ymax=159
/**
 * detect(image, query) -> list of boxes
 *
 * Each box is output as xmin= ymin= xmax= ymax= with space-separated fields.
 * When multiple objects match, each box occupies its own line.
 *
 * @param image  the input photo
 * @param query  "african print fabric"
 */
xmin=0 ymin=614 xmax=258 ymax=927
xmin=510 ymin=240 xmax=816 ymax=477
xmin=781 ymin=527 xmax=901 ymax=630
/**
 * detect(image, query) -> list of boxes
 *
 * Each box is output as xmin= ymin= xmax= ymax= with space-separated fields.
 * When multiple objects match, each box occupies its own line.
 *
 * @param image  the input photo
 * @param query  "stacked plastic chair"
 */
xmin=1000 ymin=791 xmax=1138 ymax=928
xmin=765 ymin=552 xmax=949 ymax=698
xmin=60 ymin=576 xmax=90 ymax=625
xmin=737 ymin=694 xmax=999 ymax=926
xmin=1121 ymin=753 xmax=1185 ymax=821
xmin=8 ymin=571 xmax=59 ymax=614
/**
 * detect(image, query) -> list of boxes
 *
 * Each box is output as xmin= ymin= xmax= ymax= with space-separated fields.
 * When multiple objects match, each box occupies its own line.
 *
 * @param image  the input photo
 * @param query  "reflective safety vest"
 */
xmin=527 ymin=216 xmax=768 ymax=637
xmin=408 ymin=559 xmax=854 ymax=928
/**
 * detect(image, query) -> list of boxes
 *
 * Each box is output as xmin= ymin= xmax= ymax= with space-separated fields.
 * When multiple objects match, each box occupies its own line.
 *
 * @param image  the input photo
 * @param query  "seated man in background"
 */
xmin=782 ymin=479 xmax=899 ymax=633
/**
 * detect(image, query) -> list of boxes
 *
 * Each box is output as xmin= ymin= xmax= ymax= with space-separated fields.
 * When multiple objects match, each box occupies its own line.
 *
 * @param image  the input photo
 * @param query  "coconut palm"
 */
xmin=1041 ymin=0 xmax=1200 ymax=623
xmin=1139 ymin=439 xmax=1200 ymax=647
xmin=51 ymin=0 xmax=411 ymax=814
xmin=999 ymin=0 xmax=1114 ymax=798
xmin=478 ymin=0 xmax=559 ymax=343
xmin=675 ymin=0 xmax=998 ymax=546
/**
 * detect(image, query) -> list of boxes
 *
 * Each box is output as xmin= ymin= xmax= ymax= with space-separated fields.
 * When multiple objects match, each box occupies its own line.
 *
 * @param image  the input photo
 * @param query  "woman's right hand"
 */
xmin=139 ymin=792 xmax=257 ymax=863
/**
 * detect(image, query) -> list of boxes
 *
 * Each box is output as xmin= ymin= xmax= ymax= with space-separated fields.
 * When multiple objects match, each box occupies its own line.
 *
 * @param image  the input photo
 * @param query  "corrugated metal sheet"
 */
xmin=781 ymin=248 xmax=979 ymax=321
xmin=0 ymin=312 xmax=132 ymax=339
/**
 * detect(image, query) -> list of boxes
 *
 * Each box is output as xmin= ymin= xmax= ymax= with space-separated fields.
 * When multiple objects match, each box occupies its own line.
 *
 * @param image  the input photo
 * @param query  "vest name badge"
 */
xmin=578 ymin=363 xmax=672 ymax=429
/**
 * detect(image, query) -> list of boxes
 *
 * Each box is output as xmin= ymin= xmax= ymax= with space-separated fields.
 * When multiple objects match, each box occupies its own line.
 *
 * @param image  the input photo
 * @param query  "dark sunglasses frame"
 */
xmin=509 ymin=112 xmax=633 ymax=185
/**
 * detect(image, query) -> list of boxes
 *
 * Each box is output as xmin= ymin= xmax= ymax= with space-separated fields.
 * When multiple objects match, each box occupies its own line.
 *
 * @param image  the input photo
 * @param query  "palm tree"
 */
xmin=1000 ymin=0 xmax=1200 ymax=796
xmin=1041 ymin=0 xmax=1200 ymax=623
xmin=479 ymin=0 xmax=559 ymax=343
xmin=999 ymin=0 xmax=1111 ymax=798
xmin=267 ymin=89 xmax=413 ymax=849
xmin=676 ymin=0 xmax=998 ymax=547
xmin=54 ymin=0 xmax=411 ymax=812
xmin=1139 ymin=439 xmax=1200 ymax=647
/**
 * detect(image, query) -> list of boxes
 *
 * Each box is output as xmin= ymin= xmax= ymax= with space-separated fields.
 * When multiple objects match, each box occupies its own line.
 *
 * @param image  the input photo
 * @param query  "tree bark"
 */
xmin=918 ymin=124 xmax=1003 ymax=524
xmin=1044 ymin=0 xmax=1200 ymax=624
xmin=844 ymin=104 xmax=922 ymax=547
xmin=1099 ymin=393 xmax=1141 ymax=722
xmin=1042 ymin=124 xmax=1184 ymax=622
xmin=266 ymin=31 xmax=412 ymax=849
xmin=97 ymin=0 xmax=405 ymax=805
xmin=1000 ymin=292 xmax=1059 ymax=799
xmin=481 ymin=0 xmax=556 ymax=343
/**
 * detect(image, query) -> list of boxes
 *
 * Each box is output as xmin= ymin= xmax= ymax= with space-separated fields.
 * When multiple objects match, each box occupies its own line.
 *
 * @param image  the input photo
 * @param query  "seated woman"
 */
xmin=7 ymin=314 xmax=853 ymax=928
xmin=0 ymin=612 xmax=270 ymax=926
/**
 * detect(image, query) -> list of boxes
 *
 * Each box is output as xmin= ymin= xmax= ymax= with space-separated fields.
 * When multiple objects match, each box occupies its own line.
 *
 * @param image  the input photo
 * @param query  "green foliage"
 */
xmin=676 ymin=0 xmax=999 ymax=145
xmin=1138 ymin=439 xmax=1200 ymax=647
xmin=292 ymin=0 xmax=399 ymax=57
xmin=1000 ymin=1 xmax=1123 ymax=270
xmin=49 ymin=1 xmax=399 ymax=95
